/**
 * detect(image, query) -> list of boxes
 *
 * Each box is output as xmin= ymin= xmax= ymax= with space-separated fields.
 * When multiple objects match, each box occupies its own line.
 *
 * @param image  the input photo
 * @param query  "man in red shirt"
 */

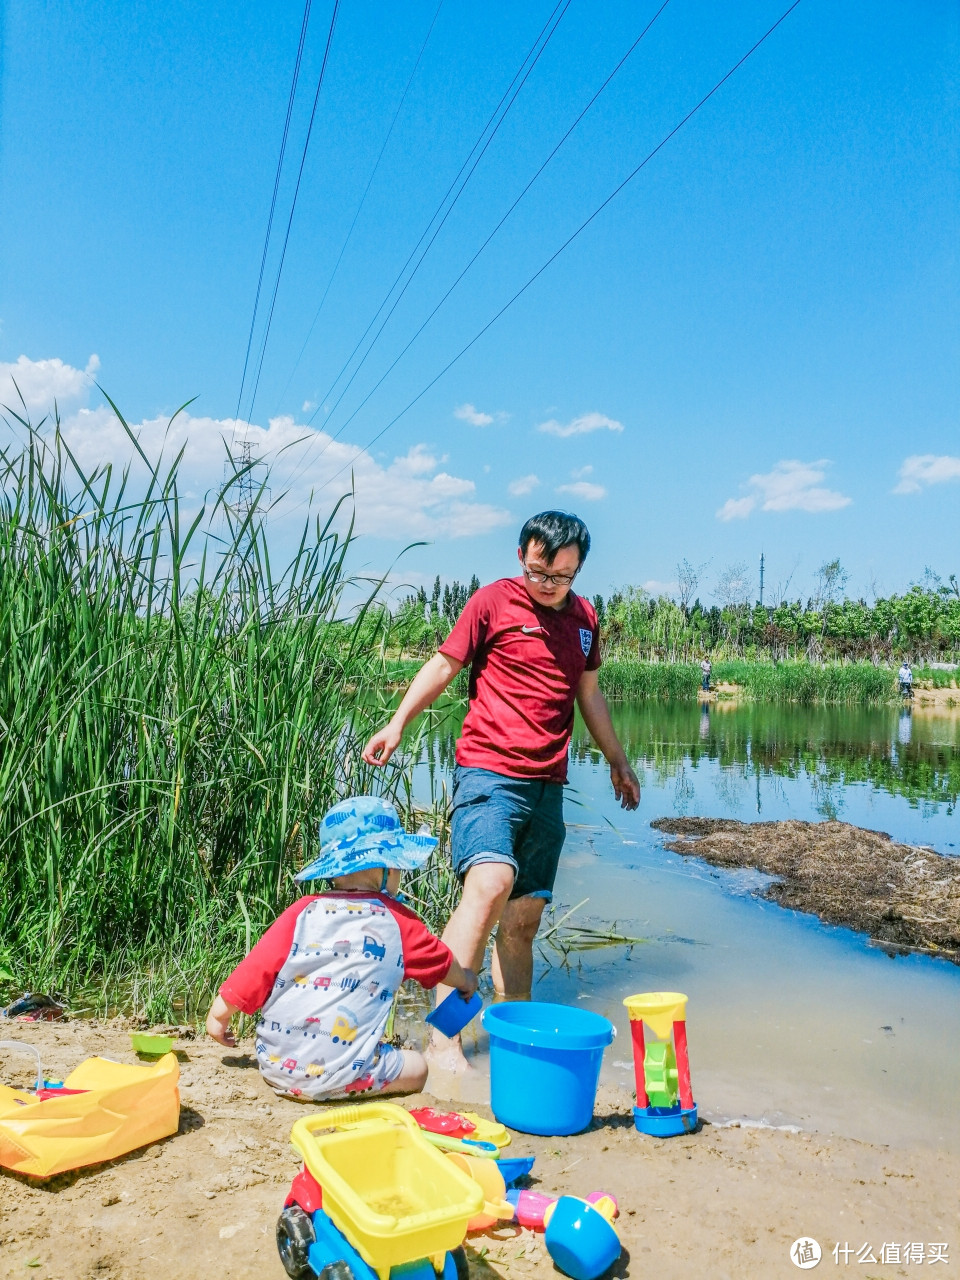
xmin=362 ymin=511 xmax=640 ymax=1069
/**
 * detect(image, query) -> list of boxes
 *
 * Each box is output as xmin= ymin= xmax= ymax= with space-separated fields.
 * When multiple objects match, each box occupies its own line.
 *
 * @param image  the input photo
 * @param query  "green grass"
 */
xmin=914 ymin=666 xmax=959 ymax=689
xmin=599 ymin=657 xmax=899 ymax=704
xmin=599 ymin=660 xmax=702 ymax=701
xmin=0 ymin=408 xmax=417 ymax=1019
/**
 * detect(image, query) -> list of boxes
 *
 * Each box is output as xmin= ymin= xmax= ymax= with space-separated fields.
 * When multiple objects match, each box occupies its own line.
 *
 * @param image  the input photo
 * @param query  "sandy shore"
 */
xmin=2 ymin=1020 xmax=958 ymax=1280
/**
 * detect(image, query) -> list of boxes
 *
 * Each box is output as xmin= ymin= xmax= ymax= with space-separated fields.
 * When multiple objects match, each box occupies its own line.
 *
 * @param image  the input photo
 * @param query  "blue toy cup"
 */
xmin=482 ymin=1003 xmax=615 ymax=1136
xmin=425 ymin=989 xmax=483 ymax=1038
xmin=544 ymin=1196 xmax=621 ymax=1280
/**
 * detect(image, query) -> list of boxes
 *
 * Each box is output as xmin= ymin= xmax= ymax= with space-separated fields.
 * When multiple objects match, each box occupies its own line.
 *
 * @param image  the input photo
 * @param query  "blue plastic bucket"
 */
xmin=482 ymin=1003 xmax=615 ymax=1135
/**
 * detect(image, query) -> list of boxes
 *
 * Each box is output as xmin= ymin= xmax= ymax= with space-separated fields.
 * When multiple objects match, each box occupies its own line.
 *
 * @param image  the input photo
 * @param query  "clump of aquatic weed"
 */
xmin=652 ymin=816 xmax=960 ymax=962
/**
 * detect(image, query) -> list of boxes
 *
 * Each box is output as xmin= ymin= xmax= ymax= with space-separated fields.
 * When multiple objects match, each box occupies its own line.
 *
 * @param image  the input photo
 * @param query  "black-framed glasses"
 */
xmin=521 ymin=561 xmax=578 ymax=587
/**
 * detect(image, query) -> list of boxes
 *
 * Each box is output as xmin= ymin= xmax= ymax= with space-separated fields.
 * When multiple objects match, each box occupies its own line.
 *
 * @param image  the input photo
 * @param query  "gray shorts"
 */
xmin=450 ymin=765 xmax=566 ymax=901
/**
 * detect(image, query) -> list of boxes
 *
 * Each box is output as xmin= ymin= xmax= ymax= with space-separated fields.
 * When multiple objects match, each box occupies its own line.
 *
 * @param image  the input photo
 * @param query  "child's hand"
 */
xmin=206 ymin=995 xmax=238 ymax=1048
xmin=456 ymin=968 xmax=478 ymax=1000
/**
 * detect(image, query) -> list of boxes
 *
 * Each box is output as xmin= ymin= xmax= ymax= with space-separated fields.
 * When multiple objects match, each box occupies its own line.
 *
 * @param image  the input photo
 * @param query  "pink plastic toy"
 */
xmin=506 ymin=1189 xmax=618 ymax=1231
xmin=409 ymin=1107 xmax=477 ymax=1139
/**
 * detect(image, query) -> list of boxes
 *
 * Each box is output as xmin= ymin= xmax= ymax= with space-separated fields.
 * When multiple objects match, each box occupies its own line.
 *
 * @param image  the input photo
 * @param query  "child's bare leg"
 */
xmin=378 ymin=1050 xmax=428 ymax=1096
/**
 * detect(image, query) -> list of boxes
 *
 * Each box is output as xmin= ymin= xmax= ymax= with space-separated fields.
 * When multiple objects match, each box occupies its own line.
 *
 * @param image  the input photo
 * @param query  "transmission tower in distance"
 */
xmin=226 ymin=438 xmax=269 ymax=524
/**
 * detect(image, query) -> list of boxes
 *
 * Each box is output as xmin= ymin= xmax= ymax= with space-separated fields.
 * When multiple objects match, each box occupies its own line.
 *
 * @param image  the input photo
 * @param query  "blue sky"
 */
xmin=1 ymin=0 xmax=957 ymax=606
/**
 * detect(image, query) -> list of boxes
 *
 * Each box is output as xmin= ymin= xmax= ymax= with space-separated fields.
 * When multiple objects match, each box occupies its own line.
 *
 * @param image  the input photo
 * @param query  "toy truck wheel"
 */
xmin=319 ymin=1262 xmax=355 ymax=1280
xmin=444 ymin=1246 xmax=469 ymax=1280
xmin=277 ymin=1205 xmax=317 ymax=1279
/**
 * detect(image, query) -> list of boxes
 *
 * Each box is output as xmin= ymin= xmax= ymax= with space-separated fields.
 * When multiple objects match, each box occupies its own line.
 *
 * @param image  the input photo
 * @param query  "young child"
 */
xmin=206 ymin=795 xmax=477 ymax=1100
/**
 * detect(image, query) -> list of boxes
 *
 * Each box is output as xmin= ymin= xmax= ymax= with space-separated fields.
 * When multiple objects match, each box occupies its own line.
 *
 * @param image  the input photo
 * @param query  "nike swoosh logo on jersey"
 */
xmin=521 ymin=625 xmax=543 ymax=633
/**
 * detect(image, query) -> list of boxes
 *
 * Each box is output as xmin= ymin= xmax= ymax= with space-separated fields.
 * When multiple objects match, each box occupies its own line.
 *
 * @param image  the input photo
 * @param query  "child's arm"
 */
xmin=444 ymin=958 xmax=478 ymax=999
xmin=207 ymin=895 xmax=318 ymax=1048
xmin=206 ymin=993 xmax=241 ymax=1047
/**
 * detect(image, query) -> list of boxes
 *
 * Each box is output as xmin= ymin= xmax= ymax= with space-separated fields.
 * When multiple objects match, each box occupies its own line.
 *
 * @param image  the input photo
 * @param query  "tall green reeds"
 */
xmin=599 ymin=660 xmax=701 ymax=701
xmin=0 ymin=410 xmax=403 ymax=1017
xmin=716 ymin=660 xmax=893 ymax=704
xmin=598 ymin=657 xmax=897 ymax=704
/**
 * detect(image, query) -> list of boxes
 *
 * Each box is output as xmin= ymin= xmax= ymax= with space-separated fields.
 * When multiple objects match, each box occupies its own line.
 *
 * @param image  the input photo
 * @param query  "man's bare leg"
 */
xmin=427 ymin=862 xmax=514 ymax=1073
xmin=491 ymin=894 xmax=548 ymax=999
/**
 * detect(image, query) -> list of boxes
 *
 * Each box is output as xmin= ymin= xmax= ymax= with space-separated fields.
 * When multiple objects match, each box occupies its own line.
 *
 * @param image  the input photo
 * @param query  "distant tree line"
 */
xmin=394 ymin=575 xmax=481 ymax=655
xmin=393 ymin=561 xmax=960 ymax=664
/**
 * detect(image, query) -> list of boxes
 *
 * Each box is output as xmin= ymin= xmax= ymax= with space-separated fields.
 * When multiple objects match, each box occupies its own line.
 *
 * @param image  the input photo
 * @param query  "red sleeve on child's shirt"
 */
xmin=383 ymin=897 xmax=454 ymax=988
xmin=219 ymin=896 xmax=319 ymax=1014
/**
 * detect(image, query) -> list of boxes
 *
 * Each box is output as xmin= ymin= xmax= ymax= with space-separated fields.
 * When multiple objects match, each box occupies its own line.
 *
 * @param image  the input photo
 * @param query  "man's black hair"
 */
xmin=519 ymin=511 xmax=591 ymax=566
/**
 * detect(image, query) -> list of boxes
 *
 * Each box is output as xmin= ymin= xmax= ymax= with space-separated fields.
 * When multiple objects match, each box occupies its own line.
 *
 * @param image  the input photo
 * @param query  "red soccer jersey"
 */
xmin=439 ymin=577 xmax=600 ymax=782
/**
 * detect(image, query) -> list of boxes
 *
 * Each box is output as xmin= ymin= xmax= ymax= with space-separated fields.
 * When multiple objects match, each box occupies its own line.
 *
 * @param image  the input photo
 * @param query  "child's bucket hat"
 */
xmin=295 ymin=794 xmax=438 ymax=882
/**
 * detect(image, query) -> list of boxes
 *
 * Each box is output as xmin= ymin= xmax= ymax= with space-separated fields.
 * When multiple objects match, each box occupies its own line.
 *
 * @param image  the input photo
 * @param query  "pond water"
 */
xmin=413 ymin=701 xmax=960 ymax=1149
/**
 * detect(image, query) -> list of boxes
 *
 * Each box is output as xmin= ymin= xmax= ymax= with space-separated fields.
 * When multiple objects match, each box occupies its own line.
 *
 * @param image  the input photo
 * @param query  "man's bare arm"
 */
xmin=362 ymin=652 xmax=464 ymax=766
xmin=576 ymin=668 xmax=641 ymax=809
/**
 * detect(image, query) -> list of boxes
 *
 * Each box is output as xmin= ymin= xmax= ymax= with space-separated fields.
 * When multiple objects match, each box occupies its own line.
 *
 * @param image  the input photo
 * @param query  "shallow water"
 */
xmin=414 ymin=700 xmax=960 ymax=1149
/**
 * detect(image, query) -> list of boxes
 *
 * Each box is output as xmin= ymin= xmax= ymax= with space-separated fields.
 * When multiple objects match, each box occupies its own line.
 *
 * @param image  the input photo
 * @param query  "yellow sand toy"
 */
xmin=280 ymin=1102 xmax=483 ymax=1280
xmin=623 ymin=991 xmax=697 ymax=1137
xmin=0 ymin=1042 xmax=180 ymax=1179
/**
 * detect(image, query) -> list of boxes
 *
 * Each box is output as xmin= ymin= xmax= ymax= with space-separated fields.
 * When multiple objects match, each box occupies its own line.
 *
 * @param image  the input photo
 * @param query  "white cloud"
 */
xmin=508 ymin=473 xmax=540 ymax=496
xmin=571 ymin=464 xmax=593 ymax=479
xmin=894 ymin=454 xmax=960 ymax=494
xmin=643 ymin=579 xmax=678 ymax=597
xmin=556 ymin=480 xmax=606 ymax=501
xmin=538 ymin=412 xmax=623 ymax=439
xmin=302 ymin=399 xmax=317 ymax=413
xmin=4 ymin=356 xmax=509 ymax=542
xmin=717 ymin=496 xmax=757 ymax=521
xmin=0 ymin=353 xmax=100 ymax=416
xmin=453 ymin=402 xmax=507 ymax=427
xmin=717 ymin=459 xmax=850 ymax=521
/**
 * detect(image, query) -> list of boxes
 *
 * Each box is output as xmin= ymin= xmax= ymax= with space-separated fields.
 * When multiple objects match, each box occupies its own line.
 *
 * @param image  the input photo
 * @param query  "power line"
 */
xmin=243 ymin=0 xmax=342 ymax=426
xmin=271 ymin=0 xmax=447 ymax=419
xmin=235 ymin=0 xmax=314 ymax=425
xmin=292 ymin=0 xmax=804 ymax=513
xmin=317 ymin=0 xmax=674 ymax=455
xmin=304 ymin=0 xmax=572 ymax=431
xmin=308 ymin=0 xmax=572 ymax=432
xmin=276 ymin=0 xmax=571 ymax=498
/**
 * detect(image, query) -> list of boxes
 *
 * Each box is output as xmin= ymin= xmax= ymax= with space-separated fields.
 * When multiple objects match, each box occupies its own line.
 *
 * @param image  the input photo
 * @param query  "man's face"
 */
xmin=517 ymin=540 xmax=581 ymax=610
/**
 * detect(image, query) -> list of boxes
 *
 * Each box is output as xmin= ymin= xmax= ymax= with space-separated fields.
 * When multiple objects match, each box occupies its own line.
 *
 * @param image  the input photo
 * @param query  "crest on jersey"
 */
xmin=579 ymin=628 xmax=593 ymax=656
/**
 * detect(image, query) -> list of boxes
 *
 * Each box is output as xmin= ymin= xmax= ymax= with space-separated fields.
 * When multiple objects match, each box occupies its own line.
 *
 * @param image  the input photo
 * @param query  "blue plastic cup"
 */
xmin=545 ymin=1196 xmax=621 ymax=1280
xmin=482 ymin=1002 xmax=615 ymax=1135
xmin=426 ymin=989 xmax=483 ymax=1038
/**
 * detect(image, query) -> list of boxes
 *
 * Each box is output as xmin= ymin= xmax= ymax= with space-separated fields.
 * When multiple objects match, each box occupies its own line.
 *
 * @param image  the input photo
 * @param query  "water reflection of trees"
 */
xmin=569 ymin=703 xmax=960 ymax=812
xmin=416 ymin=699 xmax=960 ymax=813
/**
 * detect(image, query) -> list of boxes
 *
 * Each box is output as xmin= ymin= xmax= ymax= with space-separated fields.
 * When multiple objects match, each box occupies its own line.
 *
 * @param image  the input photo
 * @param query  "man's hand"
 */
xmin=362 ymin=721 xmax=403 ymax=767
xmin=206 ymin=995 xmax=238 ymax=1048
xmin=362 ymin=653 xmax=463 ymax=767
xmin=610 ymin=759 xmax=641 ymax=810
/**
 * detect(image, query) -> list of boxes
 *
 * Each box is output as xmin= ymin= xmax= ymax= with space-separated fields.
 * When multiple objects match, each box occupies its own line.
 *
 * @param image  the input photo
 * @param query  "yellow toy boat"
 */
xmin=0 ymin=1050 xmax=180 ymax=1179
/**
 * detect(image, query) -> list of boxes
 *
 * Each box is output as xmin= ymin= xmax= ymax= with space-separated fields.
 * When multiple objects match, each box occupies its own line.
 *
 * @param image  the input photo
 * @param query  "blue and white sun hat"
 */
xmin=295 ymin=794 xmax=438 ymax=883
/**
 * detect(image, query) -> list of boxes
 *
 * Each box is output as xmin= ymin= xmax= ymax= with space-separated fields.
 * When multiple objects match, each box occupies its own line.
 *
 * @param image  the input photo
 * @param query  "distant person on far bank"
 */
xmin=700 ymin=656 xmax=712 ymax=692
xmin=361 ymin=511 xmax=640 ymax=1073
xmin=898 ymin=661 xmax=913 ymax=699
